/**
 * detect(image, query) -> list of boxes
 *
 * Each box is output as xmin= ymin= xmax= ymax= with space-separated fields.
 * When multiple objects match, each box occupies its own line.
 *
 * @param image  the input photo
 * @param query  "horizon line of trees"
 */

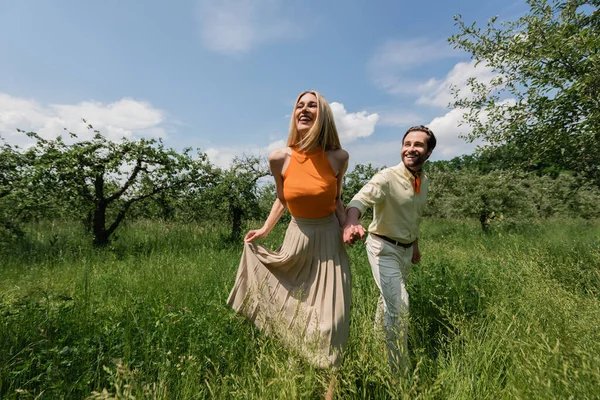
xmin=1 ymin=127 xmax=599 ymax=247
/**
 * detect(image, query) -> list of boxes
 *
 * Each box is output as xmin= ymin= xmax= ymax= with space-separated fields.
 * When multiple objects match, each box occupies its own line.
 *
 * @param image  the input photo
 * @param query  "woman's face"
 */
xmin=295 ymin=92 xmax=318 ymax=137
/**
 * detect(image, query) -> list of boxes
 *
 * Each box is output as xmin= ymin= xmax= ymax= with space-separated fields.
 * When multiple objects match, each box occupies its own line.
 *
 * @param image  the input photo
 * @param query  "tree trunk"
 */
xmin=158 ymin=193 xmax=174 ymax=221
xmin=92 ymin=201 xmax=109 ymax=246
xmin=231 ymin=206 xmax=243 ymax=242
xmin=479 ymin=194 xmax=494 ymax=232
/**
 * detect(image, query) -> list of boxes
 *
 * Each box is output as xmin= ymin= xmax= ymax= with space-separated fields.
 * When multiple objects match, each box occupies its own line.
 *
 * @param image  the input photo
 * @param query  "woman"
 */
xmin=227 ymin=90 xmax=351 ymax=370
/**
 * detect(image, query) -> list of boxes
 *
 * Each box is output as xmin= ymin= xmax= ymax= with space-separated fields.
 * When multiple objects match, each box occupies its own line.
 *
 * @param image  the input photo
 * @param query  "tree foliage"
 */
xmin=22 ymin=124 xmax=214 ymax=246
xmin=0 ymin=142 xmax=20 ymax=200
xmin=450 ymin=0 xmax=600 ymax=185
xmin=343 ymin=163 xmax=382 ymax=221
xmin=342 ymin=163 xmax=382 ymax=203
xmin=426 ymin=166 xmax=600 ymax=231
xmin=207 ymin=156 xmax=270 ymax=242
xmin=0 ymin=141 xmax=29 ymax=239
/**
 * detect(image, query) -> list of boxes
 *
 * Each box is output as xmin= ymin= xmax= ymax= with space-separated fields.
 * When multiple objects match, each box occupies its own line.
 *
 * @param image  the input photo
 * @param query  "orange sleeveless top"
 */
xmin=283 ymin=147 xmax=338 ymax=218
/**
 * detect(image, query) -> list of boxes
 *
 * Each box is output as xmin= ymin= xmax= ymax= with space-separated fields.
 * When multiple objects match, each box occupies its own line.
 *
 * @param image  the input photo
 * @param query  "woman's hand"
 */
xmin=244 ymin=228 xmax=268 ymax=242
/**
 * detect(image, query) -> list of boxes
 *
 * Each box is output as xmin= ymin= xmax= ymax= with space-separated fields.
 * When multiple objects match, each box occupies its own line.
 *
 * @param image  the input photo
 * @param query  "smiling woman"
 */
xmin=296 ymin=93 xmax=317 ymax=131
xmin=226 ymin=90 xmax=350 ymax=396
xmin=286 ymin=91 xmax=341 ymax=153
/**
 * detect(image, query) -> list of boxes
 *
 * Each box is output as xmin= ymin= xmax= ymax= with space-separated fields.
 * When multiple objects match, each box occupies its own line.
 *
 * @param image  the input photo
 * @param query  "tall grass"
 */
xmin=1 ymin=218 xmax=599 ymax=399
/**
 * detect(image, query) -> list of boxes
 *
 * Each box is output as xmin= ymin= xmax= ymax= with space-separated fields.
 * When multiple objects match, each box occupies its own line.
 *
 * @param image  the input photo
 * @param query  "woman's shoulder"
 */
xmin=269 ymin=147 xmax=292 ymax=162
xmin=326 ymin=148 xmax=349 ymax=163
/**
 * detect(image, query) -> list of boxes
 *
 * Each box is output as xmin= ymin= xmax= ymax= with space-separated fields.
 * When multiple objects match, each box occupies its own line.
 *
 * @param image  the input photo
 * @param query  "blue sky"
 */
xmin=0 ymin=0 xmax=526 ymax=168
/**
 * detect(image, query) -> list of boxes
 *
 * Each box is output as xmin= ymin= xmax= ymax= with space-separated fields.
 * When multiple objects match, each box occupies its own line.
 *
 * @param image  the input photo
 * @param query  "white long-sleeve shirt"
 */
xmin=347 ymin=162 xmax=428 ymax=244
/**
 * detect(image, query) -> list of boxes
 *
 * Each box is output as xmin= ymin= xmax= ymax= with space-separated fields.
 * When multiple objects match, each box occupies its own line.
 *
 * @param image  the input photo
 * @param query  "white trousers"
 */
xmin=365 ymin=233 xmax=413 ymax=373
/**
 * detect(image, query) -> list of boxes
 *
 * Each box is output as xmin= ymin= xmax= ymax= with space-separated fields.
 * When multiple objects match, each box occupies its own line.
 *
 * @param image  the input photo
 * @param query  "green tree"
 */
xmin=426 ymin=166 xmax=600 ymax=228
xmin=343 ymin=163 xmax=381 ymax=203
xmin=450 ymin=0 xmax=600 ymax=185
xmin=0 ymin=141 xmax=26 ymax=202
xmin=343 ymin=163 xmax=382 ymax=221
xmin=0 ymin=141 xmax=28 ymax=239
xmin=426 ymin=168 xmax=536 ymax=230
xmin=208 ymin=156 xmax=270 ymax=242
xmin=23 ymin=124 xmax=215 ymax=246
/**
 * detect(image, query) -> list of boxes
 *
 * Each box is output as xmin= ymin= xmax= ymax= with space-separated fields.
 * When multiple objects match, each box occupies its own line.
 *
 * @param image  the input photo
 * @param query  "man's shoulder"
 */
xmin=362 ymin=167 xmax=400 ymax=191
xmin=368 ymin=166 xmax=394 ymax=183
xmin=379 ymin=164 xmax=406 ymax=180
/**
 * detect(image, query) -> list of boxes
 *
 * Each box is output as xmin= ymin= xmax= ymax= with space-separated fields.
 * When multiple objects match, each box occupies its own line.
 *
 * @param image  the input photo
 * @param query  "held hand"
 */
xmin=244 ymin=228 xmax=268 ymax=242
xmin=411 ymin=245 xmax=421 ymax=264
xmin=342 ymin=223 xmax=365 ymax=247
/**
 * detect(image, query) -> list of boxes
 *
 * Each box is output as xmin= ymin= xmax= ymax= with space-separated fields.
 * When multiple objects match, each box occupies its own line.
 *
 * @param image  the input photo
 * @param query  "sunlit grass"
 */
xmin=1 ymin=218 xmax=599 ymax=398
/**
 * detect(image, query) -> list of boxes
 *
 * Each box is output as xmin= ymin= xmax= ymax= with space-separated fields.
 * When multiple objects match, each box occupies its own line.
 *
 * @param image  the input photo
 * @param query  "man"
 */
xmin=343 ymin=125 xmax=436 ymax=373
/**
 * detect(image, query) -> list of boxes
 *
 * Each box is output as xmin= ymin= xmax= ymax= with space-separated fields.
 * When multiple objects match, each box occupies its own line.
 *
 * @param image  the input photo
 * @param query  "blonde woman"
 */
xmin=227 ymin=91 xmax=351 ymax=379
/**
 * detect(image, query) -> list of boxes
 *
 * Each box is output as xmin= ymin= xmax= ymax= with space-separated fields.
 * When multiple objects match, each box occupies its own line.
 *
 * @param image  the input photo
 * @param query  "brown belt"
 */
xmin=371 ymin=233 xmax=414 ymax=248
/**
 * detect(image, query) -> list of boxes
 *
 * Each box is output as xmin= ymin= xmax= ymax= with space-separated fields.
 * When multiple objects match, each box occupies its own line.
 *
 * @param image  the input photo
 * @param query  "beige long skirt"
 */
xmin=227 ymin=214 xmax=351 ymax=368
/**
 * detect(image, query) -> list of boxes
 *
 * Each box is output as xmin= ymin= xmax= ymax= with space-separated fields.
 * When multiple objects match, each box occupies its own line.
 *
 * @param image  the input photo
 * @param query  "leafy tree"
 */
xmin=426 ymin=166 xmax=600 ymax=228
xmin=343 ymin=163 xmax=381 ymax=200
xmin=427 ymin=145 xmax=552 ymax=175
xmin=256 ymin=182 xmax=286 ymax=224
xmin=207 ymin=156 xmax=270 ymax=242
xmin=450 ymin=0 xmax=600 ymax=186
xmin=0 ymin=141 xmax=28 ymax=239
xmin=22 ymin=124 xmax=215 ymax=246
xmin=343 ymin=163 xmax=382 ymax=221
xmin=427 ymin=169 xmax=536 ymax=231
xmin=0 ymin=141 xmax=27 ymax=202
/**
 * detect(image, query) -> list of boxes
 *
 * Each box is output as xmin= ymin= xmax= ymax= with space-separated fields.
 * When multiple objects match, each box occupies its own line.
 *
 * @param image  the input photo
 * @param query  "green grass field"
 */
xmin=1 ymin=219 xmax=599 ymax=399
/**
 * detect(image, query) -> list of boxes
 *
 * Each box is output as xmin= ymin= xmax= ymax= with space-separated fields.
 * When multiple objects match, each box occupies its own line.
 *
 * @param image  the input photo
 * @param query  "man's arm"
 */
xmin=342 ymin=171 xmax=387 ymax=246
xmin=342 ymin=207 xmax=365 ymax=247
xmin=411 ymin=237 xmax=421 ymax=264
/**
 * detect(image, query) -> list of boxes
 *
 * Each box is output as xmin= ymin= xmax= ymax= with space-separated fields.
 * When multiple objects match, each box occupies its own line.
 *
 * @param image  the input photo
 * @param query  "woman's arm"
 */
xmin=335 ymin=198 xmax=346 ymax=228
xmin=244 ymin=148 xmax=290 ymax=242
xmin=328 ymin=149 xmax=349 ymax=228
xmin=244 ymin=198 xmax=286 ymax=241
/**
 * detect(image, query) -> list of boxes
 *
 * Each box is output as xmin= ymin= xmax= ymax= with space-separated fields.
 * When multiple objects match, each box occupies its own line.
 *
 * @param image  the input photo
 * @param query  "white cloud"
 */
xmin=205 ymin=140 xmax=281 ymax=168
xmin=369 ymin=38 xmax=461 ymax=95
xmin=426 ymin=108 xmax=483 ymax=159
xmin=416 ymin=60 xmax=498 ymax=108
xmin=205 ymin=147 xmax=240 ymax=168
xmin=266 ymin=139 xmax=286 ymax=152
xmin=423 ymin=98 xmax=516 ymax=159
xmin=330 ymin=102 xmax=379 ymax=144
xmin=196 ymin=0 xmax=302 ymax=55
xmin=0 ymin=93 xmax=167 ymax=148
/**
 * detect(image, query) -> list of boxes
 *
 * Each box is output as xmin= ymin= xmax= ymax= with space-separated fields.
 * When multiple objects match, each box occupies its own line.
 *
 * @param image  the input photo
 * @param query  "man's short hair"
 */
xmin=402 ymin=125 xmax=436 ymax=153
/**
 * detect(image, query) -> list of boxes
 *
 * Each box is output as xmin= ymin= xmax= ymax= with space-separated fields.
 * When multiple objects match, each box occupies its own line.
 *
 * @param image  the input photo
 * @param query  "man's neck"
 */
xmin=405 ymin=165 xmax=422 ymax=175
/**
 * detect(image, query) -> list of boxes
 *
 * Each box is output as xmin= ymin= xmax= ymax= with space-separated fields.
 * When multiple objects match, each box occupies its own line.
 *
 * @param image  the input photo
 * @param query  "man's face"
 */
xmin=401 ymin=130 xmax=431 ymax=171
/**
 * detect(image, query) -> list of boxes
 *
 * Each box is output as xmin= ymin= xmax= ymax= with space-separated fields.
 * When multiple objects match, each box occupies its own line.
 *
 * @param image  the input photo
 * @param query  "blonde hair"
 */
xmin=286 ymin=90 xmax=342 ymax=151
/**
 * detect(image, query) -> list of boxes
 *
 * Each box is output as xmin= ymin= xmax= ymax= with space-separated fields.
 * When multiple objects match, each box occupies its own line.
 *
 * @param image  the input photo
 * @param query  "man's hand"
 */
xmin=411 ymin=242 xmax=421 ymax=264
xmin=343 ymin=207 xmax=365 ymax=247
xmin=343 ymin=222 xmax=365 ymax=247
